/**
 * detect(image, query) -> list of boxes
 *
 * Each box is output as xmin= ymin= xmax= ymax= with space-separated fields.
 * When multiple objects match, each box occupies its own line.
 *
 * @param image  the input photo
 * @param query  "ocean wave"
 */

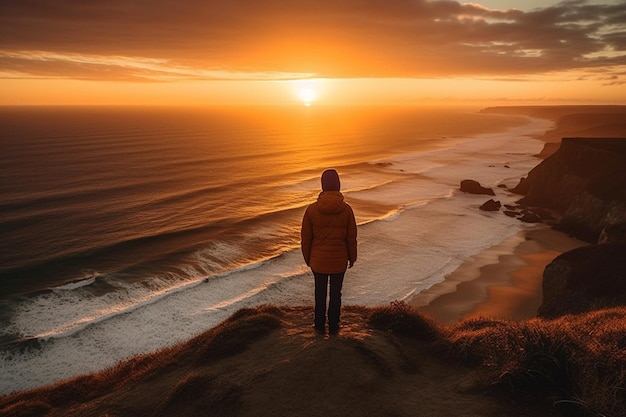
xmin=53 ymin=275 xmax=98 ymax=291
xmin=2 ymin=244 xmax=299 ymax=347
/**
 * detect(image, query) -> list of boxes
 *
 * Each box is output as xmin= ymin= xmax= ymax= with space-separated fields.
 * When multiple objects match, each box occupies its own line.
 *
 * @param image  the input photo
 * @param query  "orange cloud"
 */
xmin=0 ymin=0 xmax=624 ymax=82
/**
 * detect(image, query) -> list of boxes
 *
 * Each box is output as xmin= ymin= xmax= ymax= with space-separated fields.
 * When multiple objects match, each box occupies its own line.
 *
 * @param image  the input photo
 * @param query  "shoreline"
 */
xmin=414 ymin=104 xmax=626 ymax=324
xmin=2 ymin=105 xmax=619 ymax=395
xmin=409 ymin=226 xmax=587 ymax=324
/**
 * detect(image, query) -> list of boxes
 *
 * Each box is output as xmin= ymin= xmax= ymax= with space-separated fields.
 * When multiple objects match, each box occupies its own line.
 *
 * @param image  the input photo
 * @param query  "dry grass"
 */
xmin=370 ymin=301 xmax=626 ymax=417
xmin=447 ymin=307 xmax=626 ymax=417
xmin=0 ymin=305 xmax=283 ymax=417
xmin=1 ymin=303 xmax=624 ymax=417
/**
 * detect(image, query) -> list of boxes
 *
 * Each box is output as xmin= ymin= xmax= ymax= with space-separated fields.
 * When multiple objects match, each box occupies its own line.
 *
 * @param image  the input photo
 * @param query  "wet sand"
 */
xmin=409 ymin=226 xmax=587 ymax=324
xmin=418 ymin=105 xmax=626 ymax=324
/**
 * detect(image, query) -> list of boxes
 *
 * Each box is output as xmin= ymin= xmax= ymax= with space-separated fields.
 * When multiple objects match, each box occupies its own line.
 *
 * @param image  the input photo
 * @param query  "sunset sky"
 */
xmin=1 ymin=0 xmax=625 ymax=106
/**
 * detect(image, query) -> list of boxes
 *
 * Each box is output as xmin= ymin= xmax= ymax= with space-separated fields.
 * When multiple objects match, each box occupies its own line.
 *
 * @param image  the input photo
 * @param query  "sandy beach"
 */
xmin=410 ymin=226 xmax=587 ymax=324
xmin=409 ymin=105 xmax=626 ymax=324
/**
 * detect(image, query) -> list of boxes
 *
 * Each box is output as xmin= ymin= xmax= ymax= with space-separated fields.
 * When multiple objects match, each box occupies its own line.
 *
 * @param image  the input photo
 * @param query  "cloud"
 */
xmin=0 ymin=51 xmax=309 ymax=82
xmin=0 ymin=0 xmax=624 ymax=81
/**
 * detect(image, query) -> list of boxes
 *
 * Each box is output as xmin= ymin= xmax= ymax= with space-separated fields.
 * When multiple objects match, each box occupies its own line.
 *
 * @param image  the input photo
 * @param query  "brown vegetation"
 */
xmin=1 ymin=303 xmax=625 ymax=417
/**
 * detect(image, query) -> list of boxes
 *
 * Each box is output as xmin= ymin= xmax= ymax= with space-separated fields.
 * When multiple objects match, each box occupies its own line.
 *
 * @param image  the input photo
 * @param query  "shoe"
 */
xmin=329 ymin=326 xmax=339 ymax=335
xmin=314 ymin=325 xmax=325 ymax=334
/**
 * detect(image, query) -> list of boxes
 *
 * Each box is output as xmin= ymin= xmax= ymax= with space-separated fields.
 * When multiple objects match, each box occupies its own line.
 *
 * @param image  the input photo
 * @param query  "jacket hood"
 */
xmin=316 ymin=191 xmax=346 ymax=214
xmin=321 ymin=169 xmax=341 ymax=192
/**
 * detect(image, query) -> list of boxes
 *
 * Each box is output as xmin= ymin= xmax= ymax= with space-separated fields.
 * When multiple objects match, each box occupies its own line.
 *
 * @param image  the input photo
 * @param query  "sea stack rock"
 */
xmin=460 ymin=179 xmax=495 ymax=196
xmin=479 ymin=199 xmax=501 ymax=211
xmin=519 ymin=213 xmax=541 ymax=223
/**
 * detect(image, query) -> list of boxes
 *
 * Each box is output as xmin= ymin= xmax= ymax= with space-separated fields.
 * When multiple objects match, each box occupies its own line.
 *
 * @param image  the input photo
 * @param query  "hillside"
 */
xmin=2 ymin=304 xmax=625 ymax=417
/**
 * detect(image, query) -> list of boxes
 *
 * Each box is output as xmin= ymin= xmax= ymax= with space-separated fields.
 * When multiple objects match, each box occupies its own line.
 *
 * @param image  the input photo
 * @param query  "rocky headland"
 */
xmin=509 ymin=136 xmax=626 ymax=319
xmin=538 ymin=242 xmax=626 ymax=318
xmin=512 ymin=137 xmax=626 ymax=243
xmin=483 ymin=105 xmax=626 ymax=158
xmin=512 ymin=138 xmax=626 ymax=319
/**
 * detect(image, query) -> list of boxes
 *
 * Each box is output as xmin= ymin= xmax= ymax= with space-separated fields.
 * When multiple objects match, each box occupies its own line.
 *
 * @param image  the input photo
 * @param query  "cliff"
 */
xmin=482 ymin=106 xmax=626 ymax=159
xmin=512 ymin=137 xmax=626 ymax=320
xmin=513 ymin=137 xmax=626 ymax=242
xmin=538 ymin=242 xmax=626 ymax=318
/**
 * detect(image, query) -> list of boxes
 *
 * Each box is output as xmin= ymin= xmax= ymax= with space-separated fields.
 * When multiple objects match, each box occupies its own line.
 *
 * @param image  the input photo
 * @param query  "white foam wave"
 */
xmin=3 ymin=242 xmax=273 ymax=343
xmin=53 ymin=276 xmax=97 ymax=291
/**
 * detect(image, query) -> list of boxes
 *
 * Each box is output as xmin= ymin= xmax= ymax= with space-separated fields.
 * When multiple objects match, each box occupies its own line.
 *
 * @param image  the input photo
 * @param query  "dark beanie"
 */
xmin=321 ymin=169 xmax=340 ymax=191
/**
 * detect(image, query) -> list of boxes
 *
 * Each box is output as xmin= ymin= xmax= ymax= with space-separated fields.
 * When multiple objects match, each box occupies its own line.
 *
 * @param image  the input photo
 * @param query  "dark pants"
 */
xmin=313 ymin=270 xmax=345 ymax=330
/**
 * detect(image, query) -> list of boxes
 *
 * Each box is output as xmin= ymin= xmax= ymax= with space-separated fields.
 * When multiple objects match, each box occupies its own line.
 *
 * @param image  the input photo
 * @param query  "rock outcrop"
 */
xmin=460 ymin=179 xmax=495 ymax=196
xmin=535 ymin=142 xmax=561 ymax=159
xmin=512 ymin=138 xmax=626 ymax=242
xmin=537 ymin=243 xmax=626 ymax=318
xmin=598 ymin=223 xmax=626 ymax=244
xmin=479 ymin=199 xmax=501 ymax=211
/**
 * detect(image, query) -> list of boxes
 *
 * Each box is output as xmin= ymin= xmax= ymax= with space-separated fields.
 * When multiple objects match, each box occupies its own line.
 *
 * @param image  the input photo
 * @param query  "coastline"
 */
xmin=409 ymin=226 xmax=587 ymax=324
xmin=1 ymin=105 xmax=619 ymax=396
xmin=409 ymin=104 xmax=626 ymax=324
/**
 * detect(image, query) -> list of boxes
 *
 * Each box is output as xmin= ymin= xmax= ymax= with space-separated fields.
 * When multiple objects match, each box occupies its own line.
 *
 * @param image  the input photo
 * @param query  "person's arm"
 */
xmin=346 ymin=206 xmax=357 ymax=268
xmin=301 ymin=208 xmax=313 ymax=266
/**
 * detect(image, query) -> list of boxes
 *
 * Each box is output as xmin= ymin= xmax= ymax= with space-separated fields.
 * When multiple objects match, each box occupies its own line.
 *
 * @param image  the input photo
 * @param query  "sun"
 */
xmin=298 ymin=86 xmax=317 ymax=106
xmin=293 ymin=79 xmax=321 ymax=106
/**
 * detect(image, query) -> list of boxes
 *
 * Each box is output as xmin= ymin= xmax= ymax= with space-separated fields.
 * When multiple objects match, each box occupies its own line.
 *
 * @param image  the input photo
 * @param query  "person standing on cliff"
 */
xmin=301 ymin=169 xmax=357 ymax=334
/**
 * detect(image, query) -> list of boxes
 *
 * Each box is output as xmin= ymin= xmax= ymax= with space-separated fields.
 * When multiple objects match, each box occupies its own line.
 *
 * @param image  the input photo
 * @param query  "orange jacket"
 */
xmin=301 ymin=191 xmax=357 ymax=274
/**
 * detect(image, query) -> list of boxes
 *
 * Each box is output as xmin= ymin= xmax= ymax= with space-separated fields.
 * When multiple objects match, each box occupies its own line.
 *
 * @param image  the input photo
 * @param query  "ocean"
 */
xmin=0 ymin=105 xmax=552 ymax=393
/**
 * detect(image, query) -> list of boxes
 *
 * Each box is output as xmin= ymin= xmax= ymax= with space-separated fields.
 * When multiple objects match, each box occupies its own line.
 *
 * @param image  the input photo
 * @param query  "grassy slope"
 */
xmin=1 ymin=303 xmax=624 ymax=417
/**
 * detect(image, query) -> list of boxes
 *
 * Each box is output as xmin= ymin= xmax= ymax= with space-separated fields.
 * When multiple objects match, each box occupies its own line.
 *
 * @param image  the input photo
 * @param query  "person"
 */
xmin=301 ymin=169 xmax=357 ymax=334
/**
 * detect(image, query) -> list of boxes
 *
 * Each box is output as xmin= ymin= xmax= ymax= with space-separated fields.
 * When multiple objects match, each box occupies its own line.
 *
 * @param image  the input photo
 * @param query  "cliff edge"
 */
xmin=513 ymin=137 xmax=626 ymax=242
xmin=511 ymin=137 xmax=626 ymax=319
xmin=538 ymin=242 xmax=626 ymax=318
